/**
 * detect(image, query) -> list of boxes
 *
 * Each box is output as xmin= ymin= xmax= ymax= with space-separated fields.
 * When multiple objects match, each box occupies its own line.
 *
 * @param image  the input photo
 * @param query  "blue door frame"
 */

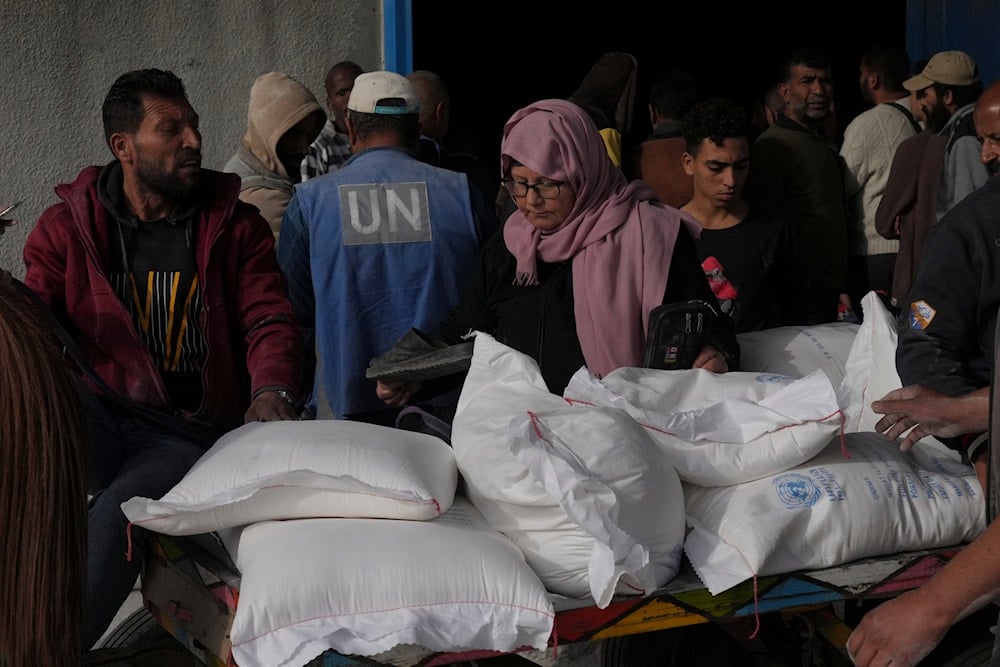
xmin=907 ymin=1 xmax=998 ymax=88
xmin=383 ymin=0 xmax=412 ymax=75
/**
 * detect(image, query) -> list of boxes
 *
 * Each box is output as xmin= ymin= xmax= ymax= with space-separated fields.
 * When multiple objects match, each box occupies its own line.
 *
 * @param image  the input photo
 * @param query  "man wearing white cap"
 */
xmin=902 ymin=50 xmax=989 ymax=220
xmin=277 ymin=70 xmax=498 ymax=422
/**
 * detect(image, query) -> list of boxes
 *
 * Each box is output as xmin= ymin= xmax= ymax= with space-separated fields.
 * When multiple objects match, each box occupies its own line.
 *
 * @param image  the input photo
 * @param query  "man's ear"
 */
xmin=345 ymin=116 xmax=359 ymax=148
xmin=681 ymin=151 xmax=696 ymax=176
xmin=429 ymin=100 xmax=442 ymax=124
xmin=109 ymin=132 xmax=132 ymax=163
xmin=778 ymin=82 xmax=791 ymax=105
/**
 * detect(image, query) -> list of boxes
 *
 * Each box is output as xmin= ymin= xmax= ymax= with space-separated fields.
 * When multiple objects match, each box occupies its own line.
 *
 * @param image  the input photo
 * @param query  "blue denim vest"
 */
xmin=290 ymin=146 xmax=480 ymax=417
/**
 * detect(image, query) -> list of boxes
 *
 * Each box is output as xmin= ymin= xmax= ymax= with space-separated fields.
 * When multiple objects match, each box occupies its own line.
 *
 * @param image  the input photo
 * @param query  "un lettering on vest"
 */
xmin=339 ymin=181 xmax=433 ymax=245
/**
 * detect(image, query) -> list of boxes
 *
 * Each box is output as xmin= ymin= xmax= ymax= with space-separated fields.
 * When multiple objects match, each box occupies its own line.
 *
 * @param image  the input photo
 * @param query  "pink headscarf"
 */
xmin=501 ymin=99 xmax=701 ymax=377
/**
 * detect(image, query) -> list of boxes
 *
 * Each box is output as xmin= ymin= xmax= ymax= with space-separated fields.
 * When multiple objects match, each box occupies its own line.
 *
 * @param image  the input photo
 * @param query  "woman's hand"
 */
xmin=691 ymin=345 xmax=728 ymax=373
xmin=376 ymin=379 xmax=421 ymax=407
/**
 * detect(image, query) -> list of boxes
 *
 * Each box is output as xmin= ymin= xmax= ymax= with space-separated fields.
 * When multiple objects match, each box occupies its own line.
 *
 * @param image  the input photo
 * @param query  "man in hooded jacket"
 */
xmin=225 ymin=71 xmax=325 ymax=242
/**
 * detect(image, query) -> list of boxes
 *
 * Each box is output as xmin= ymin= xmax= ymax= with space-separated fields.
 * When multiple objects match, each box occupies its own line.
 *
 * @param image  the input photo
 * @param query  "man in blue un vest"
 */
xmin=278 ymin=70 xmax=497 ymax=422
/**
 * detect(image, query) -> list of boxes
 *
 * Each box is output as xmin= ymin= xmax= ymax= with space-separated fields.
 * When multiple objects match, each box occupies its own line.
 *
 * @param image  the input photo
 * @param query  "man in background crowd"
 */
xmin=301 ymin=60 xmax=364 ymax=181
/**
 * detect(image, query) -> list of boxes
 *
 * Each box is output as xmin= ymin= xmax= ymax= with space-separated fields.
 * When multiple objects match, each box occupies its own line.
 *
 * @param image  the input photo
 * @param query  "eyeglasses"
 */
xmin=501 ymin=178 xmax=563 ymax=200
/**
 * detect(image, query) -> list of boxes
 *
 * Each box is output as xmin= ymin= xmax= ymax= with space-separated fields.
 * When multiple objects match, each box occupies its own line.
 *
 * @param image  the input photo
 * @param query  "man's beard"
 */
xmin=923 ymin=102 xmax=951 ymax=134
xmin=135 ymin=150 xmax=201 ymax=201
xmin=794 ymin=99 xmax=830 ymax=125
xmin=860 ymin=80 xmax=874 ymax=105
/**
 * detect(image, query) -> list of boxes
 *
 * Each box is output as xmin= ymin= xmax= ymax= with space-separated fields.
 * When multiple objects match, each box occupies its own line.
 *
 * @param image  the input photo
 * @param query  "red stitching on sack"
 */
xmin=563 ymin=397 xmax=595 ymax=406
xmin=527 ymin=411 xmax=547 ymax=439
xmin=836 ymin=410 xmax=850 ymax=459
xmin=748 ymin=574 xmax=761 ymax=640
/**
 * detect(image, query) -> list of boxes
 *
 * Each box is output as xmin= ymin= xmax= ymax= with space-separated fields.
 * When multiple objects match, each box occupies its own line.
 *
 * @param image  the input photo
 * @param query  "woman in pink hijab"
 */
xmin=377 ymin=99 xmax=737 ymax=407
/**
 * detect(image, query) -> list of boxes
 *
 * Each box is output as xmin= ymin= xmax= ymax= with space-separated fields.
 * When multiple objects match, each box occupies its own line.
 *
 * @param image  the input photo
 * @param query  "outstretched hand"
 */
xmin=376 ymin=379 xmax=421 ymax=407
xmin=871 ymin=385 xmax=989 ymax=451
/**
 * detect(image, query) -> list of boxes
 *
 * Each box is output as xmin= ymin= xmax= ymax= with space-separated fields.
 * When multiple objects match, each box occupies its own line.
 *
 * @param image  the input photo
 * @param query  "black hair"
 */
xmin=346 ymin=110 xmax=420 ymax=148
xmin=324 ymin=61 xmax=364 ymax=93
xmin=861 ymin=44 xmax=912 ymax=93
xmin=682 ymin=97 xmax=750 ymax=155
xmin=101 ymin=69 xmax=187 ymax=151
xmin=779 ymin=47 xmax=833 ymax=83
xmin=931 ymin=80 xmax=984 ymax=108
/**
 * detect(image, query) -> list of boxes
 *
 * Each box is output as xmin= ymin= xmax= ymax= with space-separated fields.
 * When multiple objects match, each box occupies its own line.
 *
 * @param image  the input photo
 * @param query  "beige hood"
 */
xmin=242 ymin=71 xmax=324 ymax=180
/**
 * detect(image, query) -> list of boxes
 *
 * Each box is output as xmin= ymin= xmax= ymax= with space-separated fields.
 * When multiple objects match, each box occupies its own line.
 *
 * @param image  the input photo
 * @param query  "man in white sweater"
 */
xmin=840 ymin=45 xmax=922 ymax=318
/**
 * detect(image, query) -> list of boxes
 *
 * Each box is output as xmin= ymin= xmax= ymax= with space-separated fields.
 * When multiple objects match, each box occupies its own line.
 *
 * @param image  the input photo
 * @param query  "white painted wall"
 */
xmin=0 ymin=0 xmax=381 ymax=277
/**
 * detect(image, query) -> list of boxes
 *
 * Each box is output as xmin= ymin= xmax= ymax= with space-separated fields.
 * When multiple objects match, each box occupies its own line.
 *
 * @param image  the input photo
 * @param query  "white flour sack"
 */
xmin=684 ymin=432 xmax=986 ymax=595
xmin=451 ymin=333 xmax=686 ymax=608
xmin=838 ymin=292 xmax=903 ymax=433
xmin=121 ymin=420 xmax=457 ymax=534
xmin=737 ymin=321 xmax=859 ymax=387
xmin=225 ymin=499 xmax=555 ymax=667
xmin=565 ymin=367 xmax=843 ymax=486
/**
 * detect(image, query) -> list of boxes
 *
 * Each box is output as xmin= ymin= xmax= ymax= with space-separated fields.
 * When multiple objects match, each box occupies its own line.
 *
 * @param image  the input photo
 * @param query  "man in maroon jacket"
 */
xmin=23 ymin=68 xmax=304 ymax=649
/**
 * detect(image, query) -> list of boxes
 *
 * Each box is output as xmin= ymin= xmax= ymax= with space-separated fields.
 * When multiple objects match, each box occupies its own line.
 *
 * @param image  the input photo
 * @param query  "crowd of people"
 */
xmin=4 ymin=39 xmax=1000 ymax=666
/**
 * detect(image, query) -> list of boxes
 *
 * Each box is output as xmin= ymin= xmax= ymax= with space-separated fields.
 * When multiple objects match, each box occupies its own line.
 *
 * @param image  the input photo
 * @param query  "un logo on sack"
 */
xmin=773 ymin=473 xmax=821 ymax=510
xmin=755 ymin=373 xmax=792 ymax=384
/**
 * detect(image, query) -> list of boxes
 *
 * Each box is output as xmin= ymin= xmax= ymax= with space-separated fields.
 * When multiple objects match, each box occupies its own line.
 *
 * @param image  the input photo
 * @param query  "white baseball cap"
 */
xmin=347 ymin=71 xmax=419 ymax=115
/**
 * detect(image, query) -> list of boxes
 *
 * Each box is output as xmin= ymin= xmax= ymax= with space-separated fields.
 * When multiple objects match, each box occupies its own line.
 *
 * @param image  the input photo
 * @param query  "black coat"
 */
xmin=433 ymin=225 xmax=739 ymax=393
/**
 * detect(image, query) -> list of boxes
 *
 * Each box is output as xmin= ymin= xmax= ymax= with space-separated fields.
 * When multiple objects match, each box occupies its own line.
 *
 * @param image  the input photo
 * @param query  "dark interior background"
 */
xmin=413 ymin=2 xmax=908 ymax=202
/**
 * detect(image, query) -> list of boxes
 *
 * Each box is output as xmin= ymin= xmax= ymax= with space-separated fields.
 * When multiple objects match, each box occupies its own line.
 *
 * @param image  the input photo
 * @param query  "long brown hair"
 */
xmin=0 ymin=280 xmax=88 ymax=665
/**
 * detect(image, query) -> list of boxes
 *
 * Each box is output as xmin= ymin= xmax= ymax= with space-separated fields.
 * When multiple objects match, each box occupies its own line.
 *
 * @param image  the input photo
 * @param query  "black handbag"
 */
xmin=642 ymin=299 xmax=715 ymax=370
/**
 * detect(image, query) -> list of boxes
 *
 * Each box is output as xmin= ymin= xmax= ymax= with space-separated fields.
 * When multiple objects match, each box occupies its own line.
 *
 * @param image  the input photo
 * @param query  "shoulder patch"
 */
xmin=908 ymin=300 xmax=937 ymax=330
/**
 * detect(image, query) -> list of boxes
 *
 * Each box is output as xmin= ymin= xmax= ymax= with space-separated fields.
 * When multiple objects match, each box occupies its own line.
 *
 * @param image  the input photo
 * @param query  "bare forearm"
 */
xmin=917 ymin=519 xmax=1000 ymax=623
xmin=847 ymin=520 xmax=1000 ymax=666
xmin=949 ymin=386 xmax=991 ymax=434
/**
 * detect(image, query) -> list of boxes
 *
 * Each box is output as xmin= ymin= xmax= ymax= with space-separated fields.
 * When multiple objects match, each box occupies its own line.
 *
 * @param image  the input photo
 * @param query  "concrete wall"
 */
xmin=0 ymin=0 xmax=381 ymax=277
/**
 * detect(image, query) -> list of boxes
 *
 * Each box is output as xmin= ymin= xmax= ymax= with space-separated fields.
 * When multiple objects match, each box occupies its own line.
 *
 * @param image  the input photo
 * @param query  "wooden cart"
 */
xmin=141 ymin=532 xmax=971 ymax=667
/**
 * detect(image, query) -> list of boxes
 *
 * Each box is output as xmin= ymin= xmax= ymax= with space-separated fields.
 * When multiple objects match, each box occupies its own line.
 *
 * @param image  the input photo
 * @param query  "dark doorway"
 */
xmin=413 ymin=2 xmax=907 ymax=203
